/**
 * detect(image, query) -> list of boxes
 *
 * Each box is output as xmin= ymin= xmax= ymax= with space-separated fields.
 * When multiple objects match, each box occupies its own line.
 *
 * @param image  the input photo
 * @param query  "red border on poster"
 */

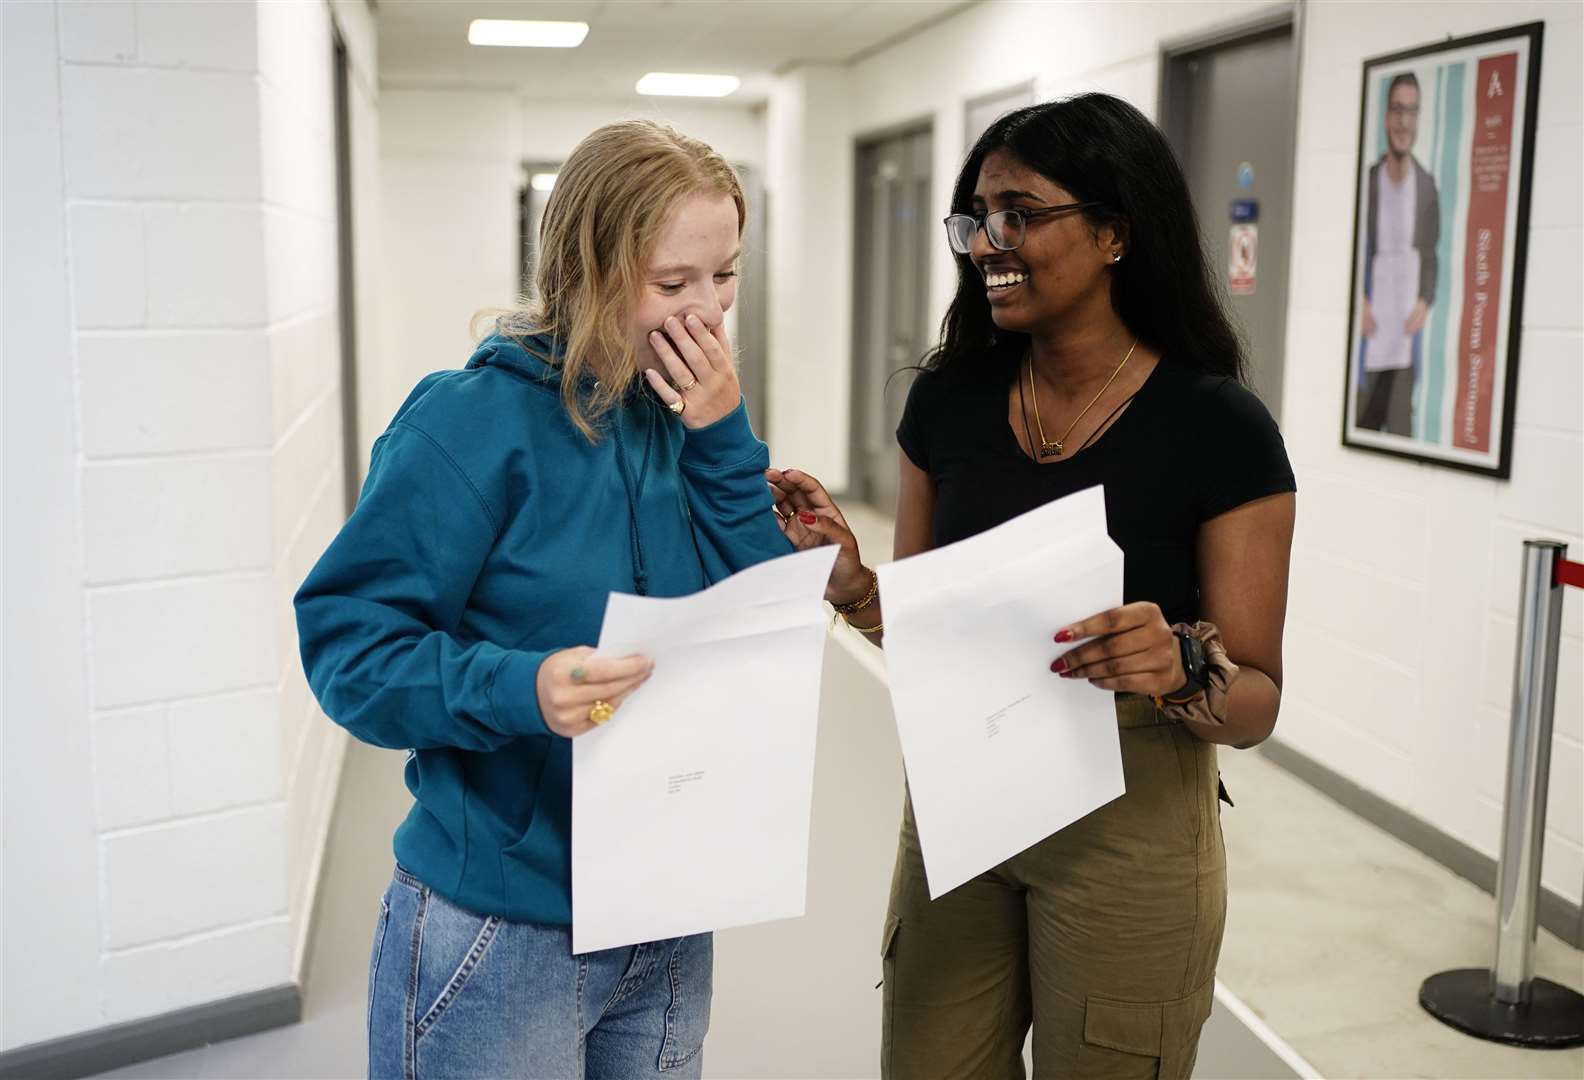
xmin=1452 ymin=52 xmax=1518 ymax=453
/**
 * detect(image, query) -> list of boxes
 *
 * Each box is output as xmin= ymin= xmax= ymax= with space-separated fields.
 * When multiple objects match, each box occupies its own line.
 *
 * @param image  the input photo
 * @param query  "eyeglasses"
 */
xmin=1386 ymin=103 xmax=1421 ymax=116
xmin=944 ymin=202 xmax=1104 ymax=254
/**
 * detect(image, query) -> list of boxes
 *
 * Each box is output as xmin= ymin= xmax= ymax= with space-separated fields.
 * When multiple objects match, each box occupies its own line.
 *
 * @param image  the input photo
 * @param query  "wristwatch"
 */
xmin=1164 ymin=630 xmax=1210 ymax=702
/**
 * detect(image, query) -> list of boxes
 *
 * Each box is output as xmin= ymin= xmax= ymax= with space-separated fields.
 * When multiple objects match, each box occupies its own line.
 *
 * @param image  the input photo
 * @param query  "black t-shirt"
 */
xmin=896 ymin=354 xmax=1296 ymax=626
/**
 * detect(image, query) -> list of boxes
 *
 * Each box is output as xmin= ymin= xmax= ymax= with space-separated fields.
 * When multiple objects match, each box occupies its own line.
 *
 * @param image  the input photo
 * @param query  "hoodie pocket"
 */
xmin=495 ymin=739 xmax=555 ymax=895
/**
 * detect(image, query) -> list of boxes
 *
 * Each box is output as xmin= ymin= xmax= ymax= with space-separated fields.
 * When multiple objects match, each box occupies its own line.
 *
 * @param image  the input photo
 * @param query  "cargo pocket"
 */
xmin=879 ymin=913 xmax=901 ymax=1070
xmin=1167 ymin=725 xmax=1206 ymax=846
xmin=1080 ymin=978 xmax=1215 ymax=1080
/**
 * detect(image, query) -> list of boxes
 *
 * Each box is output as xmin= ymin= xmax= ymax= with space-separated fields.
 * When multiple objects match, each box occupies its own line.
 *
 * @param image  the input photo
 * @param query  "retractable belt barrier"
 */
xmin=1420 ymin=541 xmax=1584 ymax=1049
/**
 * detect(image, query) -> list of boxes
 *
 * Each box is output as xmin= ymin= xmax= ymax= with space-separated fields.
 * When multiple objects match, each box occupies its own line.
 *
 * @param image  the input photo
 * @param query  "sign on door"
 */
xmin=1228 ymin=223 xmax=1257 ymax=296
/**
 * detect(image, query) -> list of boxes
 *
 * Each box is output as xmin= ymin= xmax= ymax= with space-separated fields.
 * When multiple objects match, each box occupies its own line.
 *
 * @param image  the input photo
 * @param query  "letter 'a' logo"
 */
xmin=1487 ymin=71 xmax=1504 ymax=98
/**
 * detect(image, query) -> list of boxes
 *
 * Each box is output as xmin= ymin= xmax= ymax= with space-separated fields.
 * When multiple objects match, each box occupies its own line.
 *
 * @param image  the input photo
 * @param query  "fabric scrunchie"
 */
xmin=1156 ymin=620 xmax=1239 ymax=726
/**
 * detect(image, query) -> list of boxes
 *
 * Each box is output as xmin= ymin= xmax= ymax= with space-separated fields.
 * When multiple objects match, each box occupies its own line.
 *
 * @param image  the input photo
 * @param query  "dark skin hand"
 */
xmin=765 ymin=467 xmax=871 ymax=606
xmin=776 ymin=451 xmax=1294 ymax=748
xmin=1051 ymin=492 xmax=1295 ymax=748
xmin=892 ymin=453 xmax=1294 ymax=749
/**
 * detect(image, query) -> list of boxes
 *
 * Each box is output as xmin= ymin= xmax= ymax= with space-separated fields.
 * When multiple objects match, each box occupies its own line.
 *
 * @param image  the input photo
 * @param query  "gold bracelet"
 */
xmin=832 ymin=569 xmax=878 ymax=616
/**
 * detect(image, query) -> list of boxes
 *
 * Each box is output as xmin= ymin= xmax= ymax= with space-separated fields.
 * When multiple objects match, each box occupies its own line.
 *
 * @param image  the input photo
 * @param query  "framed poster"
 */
xmin=1342 ymin=22 xmax=1544 ymax=478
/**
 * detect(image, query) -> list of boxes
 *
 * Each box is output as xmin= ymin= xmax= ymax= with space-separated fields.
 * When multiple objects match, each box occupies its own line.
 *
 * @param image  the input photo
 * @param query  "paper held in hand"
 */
xmin=571 ymin=545 xmax=837 ymax=954
xmin=876 ymin=485 xmax=1126 ymax=898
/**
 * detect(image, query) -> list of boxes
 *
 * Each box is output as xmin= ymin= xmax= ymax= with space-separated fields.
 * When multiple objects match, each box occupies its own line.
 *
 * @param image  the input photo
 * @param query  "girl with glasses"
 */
xmin=772 ymin=93 xmax=1296 ymax=1079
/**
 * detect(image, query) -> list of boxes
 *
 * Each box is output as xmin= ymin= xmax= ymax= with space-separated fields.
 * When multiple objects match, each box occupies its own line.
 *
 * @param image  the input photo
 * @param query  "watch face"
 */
xmin=1182 ymin=634 xmax=1208 ymax=685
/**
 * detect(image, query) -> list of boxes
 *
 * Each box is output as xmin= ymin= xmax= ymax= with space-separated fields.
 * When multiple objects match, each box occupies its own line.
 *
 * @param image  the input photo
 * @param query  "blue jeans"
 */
xmin=368 ymin=865 xmax=712 ymax=1079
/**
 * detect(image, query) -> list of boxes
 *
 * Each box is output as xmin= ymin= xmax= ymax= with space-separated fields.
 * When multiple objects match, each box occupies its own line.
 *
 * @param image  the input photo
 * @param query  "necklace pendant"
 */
xmin=1039 ymin=441 xmax=1063 ymax=460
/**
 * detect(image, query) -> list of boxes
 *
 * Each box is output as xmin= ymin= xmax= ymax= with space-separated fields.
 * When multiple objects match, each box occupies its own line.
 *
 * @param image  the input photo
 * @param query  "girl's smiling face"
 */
xmin=630 ymin=193 xmax=741 ymax=372
xmin=971 ymin=149 xmax=1119 ymax=336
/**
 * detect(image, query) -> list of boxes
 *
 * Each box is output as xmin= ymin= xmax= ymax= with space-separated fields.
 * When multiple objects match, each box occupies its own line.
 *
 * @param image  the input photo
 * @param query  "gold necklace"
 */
xmin=1027 ymin=338 xmax=1138 ymax=459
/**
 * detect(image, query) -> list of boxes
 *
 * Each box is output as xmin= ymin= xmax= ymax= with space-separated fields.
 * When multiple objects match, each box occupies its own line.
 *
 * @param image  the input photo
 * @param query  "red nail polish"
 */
xmin=797 ymin=511 xmax=817 ymax=525
xmin=1055 ymin=629 xmax=1074 ymax=643
xmin=1051 ymin=659 xmax=1066 ymax=674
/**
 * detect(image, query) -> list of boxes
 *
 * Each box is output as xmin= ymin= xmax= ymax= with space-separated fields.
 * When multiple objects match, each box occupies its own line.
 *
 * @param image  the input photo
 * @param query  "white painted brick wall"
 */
xmin=58 ymin=0 xmax=136 ymax=63
xmin=60 ymin=66 xmax=262 ymax=201
xmin=145 ymin=205 xmax=268 ymax=326
xmin=274 ymin=464 xmax=345 ymax=696
xmin=78 ymin=331 xmax=274 ymax=458
xmin=68 ymin=205 xmax=146 ymax=328
xmin=255 ymin=0 xmax=360 ymax=984
xmin=169 ymin=689 xmax=284 ymax=815
xmin=101 ymin=804 xmax=288 ymax=950
xmin=269 ymin=313 xmax=340 ymax=441
xmin=260 ymin=82 xmax=337 ymax=218
xmin=11 ymin=0 xmax=370 ymax=1050
xmin=284 ymin=722 xmax=349 ymax=937
xmin=100 ymin=918 xmax=290 ymax=1026
xmin=88 ymin=574 xmax=278 ymax=708
xmin=1280 ymin=0 xmax=1584 ymax=905
xmin=81 ymin=455 xmax=272 ymax=584
xmin=271 ymin=391 xmax=340 ymax=559
xmin=262 ymin=208 xmax=338 ymax=326
xmin=136 ymin=0 xmax=260 ymax=73
xmin=92 ymin=707 xmax=172 ymax=830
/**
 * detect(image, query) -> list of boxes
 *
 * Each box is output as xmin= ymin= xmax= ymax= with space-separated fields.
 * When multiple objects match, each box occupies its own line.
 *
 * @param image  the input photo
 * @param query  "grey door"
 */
xmin=850 ymin=126 xmax=932 ymax=511
xmin=1163 ymin=25 xmax=1297 ymax=416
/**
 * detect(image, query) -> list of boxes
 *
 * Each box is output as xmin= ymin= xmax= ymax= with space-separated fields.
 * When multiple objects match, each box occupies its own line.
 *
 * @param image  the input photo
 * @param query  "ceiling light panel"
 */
xmin=635 ymin=72 xmax=741 ymax=97
xmin=467 ymin=19 xmax=589 ymax=48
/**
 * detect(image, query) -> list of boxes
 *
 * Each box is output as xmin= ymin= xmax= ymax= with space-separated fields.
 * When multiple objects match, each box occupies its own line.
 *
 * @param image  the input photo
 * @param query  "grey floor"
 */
xmin=93 ymin=732 xmax=1303 ymax=1080
xmin=1215 ymin=747 xmax=1584 ymax=1080
xmin=88 ymin=504 xmax=1583 ymax=1078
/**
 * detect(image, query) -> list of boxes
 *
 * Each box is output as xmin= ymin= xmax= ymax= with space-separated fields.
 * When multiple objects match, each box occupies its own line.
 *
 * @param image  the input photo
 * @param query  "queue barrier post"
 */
xmin=1419 ymin=540 xmax=1584 ymax=1049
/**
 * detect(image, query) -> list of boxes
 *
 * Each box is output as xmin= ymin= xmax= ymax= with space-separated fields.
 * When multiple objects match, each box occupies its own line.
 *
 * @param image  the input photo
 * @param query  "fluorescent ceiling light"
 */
xmin=531 ymin=173 xmax=558 ymax=192
xmin=468 ymin=19 xmax=588 ymax=48
xmin=636 ymin=72 xmax=740 ymax=97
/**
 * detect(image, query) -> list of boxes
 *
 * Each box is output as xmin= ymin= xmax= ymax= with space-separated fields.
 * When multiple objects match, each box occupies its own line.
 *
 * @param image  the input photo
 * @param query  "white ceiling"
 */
xmin=376 ymin=0 xmax=971 ymax=103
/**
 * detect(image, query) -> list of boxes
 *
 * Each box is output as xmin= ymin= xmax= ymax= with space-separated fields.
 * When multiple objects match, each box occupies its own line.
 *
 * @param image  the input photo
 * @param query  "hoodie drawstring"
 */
xmin=611 ymin=401 xmax=656 ymax=596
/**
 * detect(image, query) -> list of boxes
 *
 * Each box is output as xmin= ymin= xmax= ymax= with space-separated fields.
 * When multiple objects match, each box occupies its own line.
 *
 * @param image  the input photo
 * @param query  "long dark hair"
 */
xmin=922 ymin=93 xmax=1245 ymax=382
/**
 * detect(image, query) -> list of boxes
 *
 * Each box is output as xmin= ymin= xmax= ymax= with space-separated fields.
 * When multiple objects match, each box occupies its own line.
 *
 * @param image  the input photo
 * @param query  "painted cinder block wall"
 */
xmin=2 ymin=0 xmax=379 ymax=1051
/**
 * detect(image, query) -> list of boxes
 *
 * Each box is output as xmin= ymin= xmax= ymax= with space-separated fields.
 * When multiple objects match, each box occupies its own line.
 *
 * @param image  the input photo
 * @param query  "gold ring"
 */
xmin=588 ymin=700 xmax=615 ymax=726
xmin=668 ymin=399 xmax=686 ymax=415
xmin=678 ymin=379 xmax=699 ymax=392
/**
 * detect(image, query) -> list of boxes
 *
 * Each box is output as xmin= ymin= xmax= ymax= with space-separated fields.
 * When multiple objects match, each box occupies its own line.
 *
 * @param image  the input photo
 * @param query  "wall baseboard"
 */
xmin=0 ymin=984 xmax=300 ymax=1080
xmin=1259 ymin=738 xmax=1584 ymax=950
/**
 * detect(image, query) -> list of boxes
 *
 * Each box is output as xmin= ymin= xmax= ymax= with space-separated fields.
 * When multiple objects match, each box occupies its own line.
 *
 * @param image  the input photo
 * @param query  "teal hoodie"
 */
xmin=295 ymin=332 xmax=794 ymax=924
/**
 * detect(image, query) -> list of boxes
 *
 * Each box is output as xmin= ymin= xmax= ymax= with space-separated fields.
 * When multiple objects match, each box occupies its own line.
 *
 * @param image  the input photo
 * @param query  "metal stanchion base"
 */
xmin=1420 ymin=969 xmax=1584 ymax=1048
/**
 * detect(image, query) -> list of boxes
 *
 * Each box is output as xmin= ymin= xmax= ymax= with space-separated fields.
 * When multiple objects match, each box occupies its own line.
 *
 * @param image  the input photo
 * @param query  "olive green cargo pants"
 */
xmin=881 ymin=695 xmax=1226 ymax=1079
